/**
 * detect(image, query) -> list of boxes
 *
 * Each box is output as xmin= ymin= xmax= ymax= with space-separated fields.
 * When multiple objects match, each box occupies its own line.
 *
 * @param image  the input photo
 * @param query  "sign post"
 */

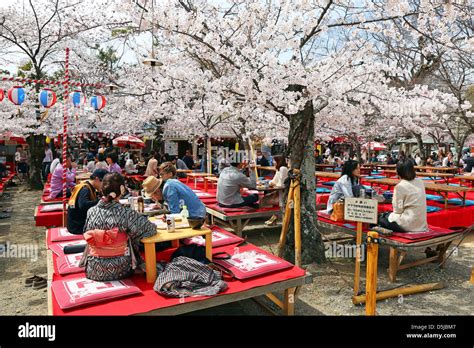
xmin=344 ymin=197 xmax=378 ymax=298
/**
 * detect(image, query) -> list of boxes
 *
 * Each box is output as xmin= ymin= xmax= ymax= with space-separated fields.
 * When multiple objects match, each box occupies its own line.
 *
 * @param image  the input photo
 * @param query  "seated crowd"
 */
xmin=51 ymin=139 xmax=469 ymax=284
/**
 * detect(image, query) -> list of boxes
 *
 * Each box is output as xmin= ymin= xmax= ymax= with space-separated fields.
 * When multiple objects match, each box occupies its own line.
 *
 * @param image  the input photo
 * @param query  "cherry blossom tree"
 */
xmin=368 ymin=0 xmax=473 ymax=163
xmin=109 ymin=0 xmax=470 ymax=263
xmin=0 ymin=0 xmax=130 ymax=188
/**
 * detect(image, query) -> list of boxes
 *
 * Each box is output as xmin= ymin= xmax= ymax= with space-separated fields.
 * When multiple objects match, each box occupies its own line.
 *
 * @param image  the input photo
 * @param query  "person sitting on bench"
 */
xmin=67 ymin=169 xmax=108 ymax=234
xmin=217 ymin=161 xmax=259 ymax=209
xmin=81 ymin=173 xmax=158 ymax=281
xmin=326 ymin=160 xmax=361 ymax=213
xmin=142 ymin=166 xmax=207 ymax=229
xmin=49 ymin=154 xmax=76 ymax=199
xmin=378 ymin=159 xmax=428 ymax=232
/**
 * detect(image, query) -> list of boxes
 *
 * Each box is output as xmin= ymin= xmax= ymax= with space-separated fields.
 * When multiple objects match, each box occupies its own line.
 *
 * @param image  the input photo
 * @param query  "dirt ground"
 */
xmin=0 ymin=181 xmax=472 ymax=316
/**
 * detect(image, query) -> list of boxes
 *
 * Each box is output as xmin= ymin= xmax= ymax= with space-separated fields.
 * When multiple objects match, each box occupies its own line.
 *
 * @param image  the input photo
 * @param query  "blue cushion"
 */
xmin=343 ymin=223 xmax=356 ymax=229
xmin=363 ymin=185 xmax=371 ymax=190
xmin=425 ymin=194 xmax=444 ymax=201
xmin=426 ymin=206 xmax=442 ymax=213
xmin=364 ymin=175 xmax=385 ymax=179
xmin=322 ymin=181 xmax=336 ymax=187
xmin=316 ymin=187 xmax=332 ymax=193
xmin=446 ymin=198 xmax=474 ymax=206
xmin=448 ymin=183 xmax=460 ymax=187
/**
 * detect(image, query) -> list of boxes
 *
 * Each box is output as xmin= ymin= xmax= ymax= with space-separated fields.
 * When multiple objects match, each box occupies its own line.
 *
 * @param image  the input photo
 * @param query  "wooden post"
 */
xmin=470 ymin=267 xmax=474 ymax=284
xmin=293 ymin=177 xmax=302 ymax=267
xmin=277 ymin=180 xmax=295 ymax=257
xmin=365 ymin=231 xmax=379 ymax=316
xmin=353 ymin=221 xmax=363 ymax=296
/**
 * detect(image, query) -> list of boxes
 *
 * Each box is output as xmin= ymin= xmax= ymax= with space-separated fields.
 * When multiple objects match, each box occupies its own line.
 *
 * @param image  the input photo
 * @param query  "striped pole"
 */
xmin=62 ymin=48 xmax=70 ymax=226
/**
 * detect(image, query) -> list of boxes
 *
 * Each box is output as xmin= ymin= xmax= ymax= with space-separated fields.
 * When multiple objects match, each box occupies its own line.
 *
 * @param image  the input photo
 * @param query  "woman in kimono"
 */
xmin=81 ymin=173 xmax=159 ymax=281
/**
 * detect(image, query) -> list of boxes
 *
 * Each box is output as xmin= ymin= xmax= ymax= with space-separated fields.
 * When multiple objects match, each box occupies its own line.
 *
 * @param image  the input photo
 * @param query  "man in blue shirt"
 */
xmin=142 ymin=174 xmax=206 ymax=229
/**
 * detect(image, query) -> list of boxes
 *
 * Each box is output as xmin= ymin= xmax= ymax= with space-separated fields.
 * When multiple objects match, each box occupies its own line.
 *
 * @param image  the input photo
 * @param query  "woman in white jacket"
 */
xmin=378 ymin=159 xmax=428 ymax=232
xmin=265 ymin=155 xmax=289 ymax=225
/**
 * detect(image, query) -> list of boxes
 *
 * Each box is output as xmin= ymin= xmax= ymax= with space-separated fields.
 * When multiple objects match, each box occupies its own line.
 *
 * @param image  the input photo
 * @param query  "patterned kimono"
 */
xmin=82 ymin=200 xmax=157 ymax=281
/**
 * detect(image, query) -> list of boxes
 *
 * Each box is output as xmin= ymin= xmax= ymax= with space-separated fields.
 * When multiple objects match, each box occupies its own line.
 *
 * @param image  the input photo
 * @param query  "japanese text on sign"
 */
xmin=344 ymin=198 xmax=378 ymax=224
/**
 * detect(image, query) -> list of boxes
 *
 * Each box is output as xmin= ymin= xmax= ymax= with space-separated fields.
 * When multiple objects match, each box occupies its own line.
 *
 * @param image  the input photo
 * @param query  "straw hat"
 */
xmin=142 ymin=176 xmax=162 ymax=198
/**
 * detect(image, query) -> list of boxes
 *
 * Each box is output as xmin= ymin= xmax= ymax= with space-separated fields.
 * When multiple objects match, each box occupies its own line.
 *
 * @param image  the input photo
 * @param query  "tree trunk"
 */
xmin=414 ymin=133 xmax=429 ymax=166
xmin=28 ymin=78 xmax=45 ymax=190
xmin=453 ymin=134 xmax=468 ymax=167
xmin=27 ymin=134 xmax=45 ymax=190
xmin=354 ymin=142 xmax=362 ymax=163
xmin=284 ymin=97 xmax=326 ymax=264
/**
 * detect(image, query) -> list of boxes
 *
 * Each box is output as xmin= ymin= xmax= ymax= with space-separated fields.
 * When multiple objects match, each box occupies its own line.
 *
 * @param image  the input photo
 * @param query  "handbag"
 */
xmin=330 ymin=199 xmax=345 ymax=222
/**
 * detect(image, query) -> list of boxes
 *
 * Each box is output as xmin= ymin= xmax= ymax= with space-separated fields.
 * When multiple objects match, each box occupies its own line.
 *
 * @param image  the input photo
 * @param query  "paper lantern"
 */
xmin=90 ymin=95 xmax=106 ymax=111
xmin=7 ymin=86 xmax=26 ymax=106
xmin=39 ymin=88 xmax=57 ymax=108
xmin=70 ymin=90 xmax=86 ymax=108
xmin=45 ymin=136 xmax=51 ymax=144
xmin=0 ymin=89 xmax=4 ymax=102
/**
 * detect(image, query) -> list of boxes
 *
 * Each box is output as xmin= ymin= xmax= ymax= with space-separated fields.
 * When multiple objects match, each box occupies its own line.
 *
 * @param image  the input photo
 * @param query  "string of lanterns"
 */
xmin=0 ymin=86 xmax=106 ymax=112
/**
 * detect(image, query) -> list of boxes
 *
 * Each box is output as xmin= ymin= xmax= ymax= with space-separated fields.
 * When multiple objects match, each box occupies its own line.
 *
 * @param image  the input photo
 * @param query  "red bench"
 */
xmin=205 ymin=203 xmax=281 ymax=236
xmin=316 ymin=210 xmax=465 ymax=282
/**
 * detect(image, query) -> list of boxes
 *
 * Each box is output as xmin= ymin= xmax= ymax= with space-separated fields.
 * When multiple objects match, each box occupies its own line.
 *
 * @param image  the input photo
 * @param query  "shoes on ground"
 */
xmin=25 ymin=275 xmax=43 ymax=287
xmin=265 ymin=215 xmax=278 ymax=226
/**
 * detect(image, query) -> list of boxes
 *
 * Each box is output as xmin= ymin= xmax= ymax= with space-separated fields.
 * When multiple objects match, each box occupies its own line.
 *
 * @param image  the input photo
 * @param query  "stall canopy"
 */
xmin=113 ymin=135 xmax=145 ymax=148
xmin=0 ymin=132 xmax=27 ymax=145
xmin=363 ymin=141 xmax=386 ymax=151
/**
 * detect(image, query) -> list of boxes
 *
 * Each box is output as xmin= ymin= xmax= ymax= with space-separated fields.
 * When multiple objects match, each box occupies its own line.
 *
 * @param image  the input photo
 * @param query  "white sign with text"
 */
xmin=344 ymin=198 xmax=378 ymax=224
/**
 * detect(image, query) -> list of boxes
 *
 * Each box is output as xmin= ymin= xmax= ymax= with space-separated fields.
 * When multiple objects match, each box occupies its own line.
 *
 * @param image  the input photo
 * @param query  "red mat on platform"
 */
xmin=41 ymin=194 xmax=62 ymax=203
xmin=183 ymin=225 xmax=244 ymax=247
xmin=377 ymin=202 xmax=474 ymax=229
xmin=35 ymin=206 xmax=63 ymax=227
xmin=316 ymin=194 xmax=330 ymax=205
xmin=49 ymin=243 xmax=306 ymax=316
xmin=391 ymin=227 xmax=458 ymax=240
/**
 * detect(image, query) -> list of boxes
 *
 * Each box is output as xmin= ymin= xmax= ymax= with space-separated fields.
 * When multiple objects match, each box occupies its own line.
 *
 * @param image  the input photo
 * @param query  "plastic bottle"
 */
xmin=180 ymin=205 xmax=189 ymax=224
xmin=137 ymin=196 xmax=144 ymax=213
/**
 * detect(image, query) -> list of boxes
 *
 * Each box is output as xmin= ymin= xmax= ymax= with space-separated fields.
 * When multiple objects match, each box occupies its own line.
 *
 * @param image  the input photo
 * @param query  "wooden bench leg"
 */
xmin=144 ymin=243 xmax=157 ymax=283
xmin=437 ymin=242 xmax=452 ymax=268
xmin=283 ymin=287 xmax=296 ymax=315
xmin=388 ymin=247 xmax=399 ymax=282
xmin=235 ymin=218 xmax=243 ymax=237
xmin=205 ymin=232 xmax=212 ymax=262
